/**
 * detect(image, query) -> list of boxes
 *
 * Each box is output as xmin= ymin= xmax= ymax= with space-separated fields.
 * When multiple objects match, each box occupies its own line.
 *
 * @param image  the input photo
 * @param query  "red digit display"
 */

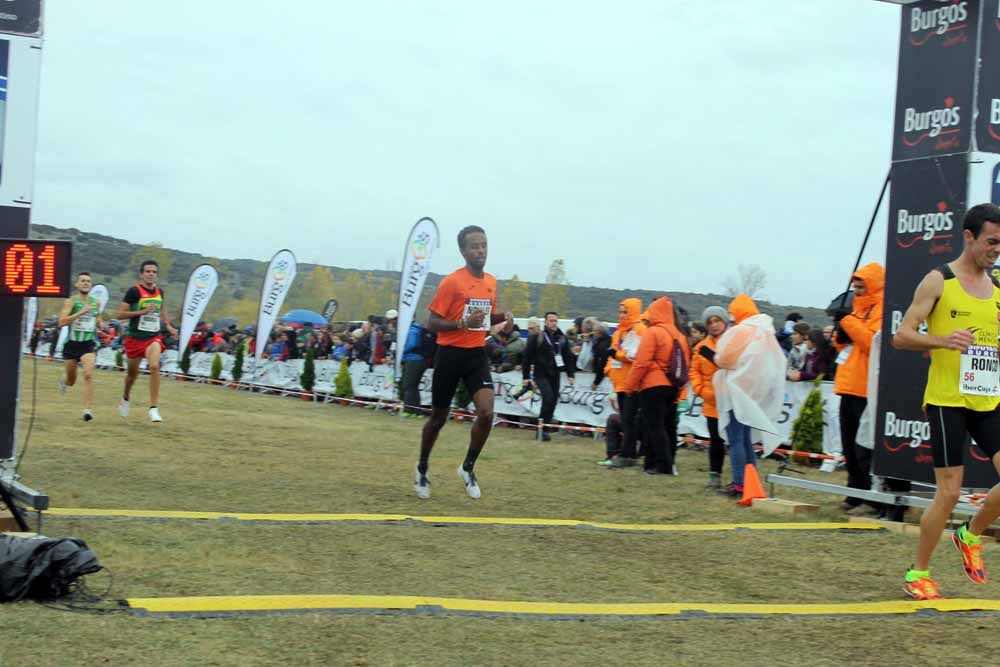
xmin=0 ymin=239 xmax=73 ymax=298
xmin=4 ymin=243 xmax=33 ymax=294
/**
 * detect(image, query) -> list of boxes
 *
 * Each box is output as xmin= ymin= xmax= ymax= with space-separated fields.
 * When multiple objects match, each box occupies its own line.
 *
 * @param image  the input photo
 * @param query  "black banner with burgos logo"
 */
xmin=976 ymin=0 xmax=1000 ymax=152
xmin=892 ymin=0 xmax=979 ymax=162
xmin=0 ymin=0 xmax=42 ymax=37
xmin=875 ymin=154 xmax=998 ymax=487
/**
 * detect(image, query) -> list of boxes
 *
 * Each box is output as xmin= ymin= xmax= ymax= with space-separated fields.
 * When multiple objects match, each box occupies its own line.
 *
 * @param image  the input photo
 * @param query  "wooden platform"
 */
xmin=0 ymin=509 xmax=19 ymax=532
xmin=751 ymin=497 xmax=819 ymax=515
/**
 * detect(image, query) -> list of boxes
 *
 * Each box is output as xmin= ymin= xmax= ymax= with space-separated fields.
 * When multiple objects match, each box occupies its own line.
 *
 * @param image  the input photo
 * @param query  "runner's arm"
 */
xmin=427 ymin=310 xmax=480 ymax=332
xmin=116 ymin=287 xmax=150 ymax=320
xmin=57 ymin=298 xmax=81 ymax=327
xmin=116 ymin=301 xmax=147 ymax=319
xmin=892 ymin=271 xmax=963 ymax=351
xmin=161 ymin=303 xmax=178 ymax=336
xmin=160 ymin=302 xmax=173 ymax=328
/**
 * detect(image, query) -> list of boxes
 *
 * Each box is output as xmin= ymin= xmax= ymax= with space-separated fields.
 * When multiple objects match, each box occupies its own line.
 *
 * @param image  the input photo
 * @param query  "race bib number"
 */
xmin=72 ymin=314 xmax=96 ymax=333
xmin=138 ymin=312 xmax=161 ymax=333
xmin=959 ymin=345 xmax=1000 ymax=396
xmin=836 ymin=345 xmax=853 ymax=366
xmin=611 ymin=359 xmax=623 ymax=369
xmin=462 ymin=298 xmax=492 ymax=332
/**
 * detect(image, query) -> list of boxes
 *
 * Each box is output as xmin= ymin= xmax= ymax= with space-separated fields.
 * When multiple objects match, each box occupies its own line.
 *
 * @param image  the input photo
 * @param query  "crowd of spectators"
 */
xmin=27 ymin=274 xmax=901 ymax=516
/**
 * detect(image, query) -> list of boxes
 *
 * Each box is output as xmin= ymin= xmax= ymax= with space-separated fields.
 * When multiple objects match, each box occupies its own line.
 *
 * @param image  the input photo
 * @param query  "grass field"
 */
xmin=3 ymin=359 xmax=999 ymax=666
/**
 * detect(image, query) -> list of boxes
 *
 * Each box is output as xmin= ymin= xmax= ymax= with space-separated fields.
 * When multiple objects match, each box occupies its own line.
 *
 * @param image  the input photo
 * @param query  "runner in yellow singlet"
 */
xmin=893 ymin=203 xmax=1000 ymax=600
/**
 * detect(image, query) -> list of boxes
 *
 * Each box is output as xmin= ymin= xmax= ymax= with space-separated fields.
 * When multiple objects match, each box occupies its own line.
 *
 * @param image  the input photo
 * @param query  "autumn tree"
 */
xmin=293 ymin=265 xmax=336 ymax=312
xmin=499 ymin=274 xmax=532 ymax=316
xmin=537 ymin=259 xmax=569 ymax=316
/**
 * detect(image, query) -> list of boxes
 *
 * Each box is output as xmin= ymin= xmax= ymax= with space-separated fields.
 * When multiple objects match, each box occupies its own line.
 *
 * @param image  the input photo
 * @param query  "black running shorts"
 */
xmin=431 ymin=345 xmax=494 ymax=409
xmin=62 ymin=340 xmax=96 ymax=363
xmin=925 ymin=404 xmax=1000 ymax=468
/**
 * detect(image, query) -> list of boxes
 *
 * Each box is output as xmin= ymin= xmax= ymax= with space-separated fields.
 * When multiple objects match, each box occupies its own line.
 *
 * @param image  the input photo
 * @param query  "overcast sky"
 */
xmin=29 ymin=0 xmax=899 ymax=307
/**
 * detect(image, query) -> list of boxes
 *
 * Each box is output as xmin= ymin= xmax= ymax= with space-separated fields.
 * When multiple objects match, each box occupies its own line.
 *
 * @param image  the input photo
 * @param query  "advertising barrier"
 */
xmin=89 ymin=347 xmax=842 ymax=449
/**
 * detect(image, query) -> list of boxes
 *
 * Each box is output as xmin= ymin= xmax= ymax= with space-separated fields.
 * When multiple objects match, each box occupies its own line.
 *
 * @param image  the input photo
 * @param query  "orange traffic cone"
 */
xmin=736 ymin=463 xmax=766 ymax=506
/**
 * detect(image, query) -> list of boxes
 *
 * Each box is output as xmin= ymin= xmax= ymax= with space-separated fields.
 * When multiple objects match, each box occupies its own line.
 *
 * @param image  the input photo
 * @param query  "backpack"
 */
xmin=666 ymin=338 xmax=689 ymax=387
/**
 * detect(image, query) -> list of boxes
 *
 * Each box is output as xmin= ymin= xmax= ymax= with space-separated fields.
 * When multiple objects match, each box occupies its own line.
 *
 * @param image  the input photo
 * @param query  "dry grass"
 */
xmin=2 ymin=359 xmax=997 ymax=667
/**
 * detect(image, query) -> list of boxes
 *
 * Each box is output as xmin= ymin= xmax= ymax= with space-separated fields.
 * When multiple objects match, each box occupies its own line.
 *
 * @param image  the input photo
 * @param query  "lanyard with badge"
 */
xmin=545 ymin=331 xmax=564 ymax=368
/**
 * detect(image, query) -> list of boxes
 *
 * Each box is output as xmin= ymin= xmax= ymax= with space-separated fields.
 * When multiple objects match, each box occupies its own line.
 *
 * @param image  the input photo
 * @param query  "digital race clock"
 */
xmin=0 ymin=239 xmax=73 ymax=298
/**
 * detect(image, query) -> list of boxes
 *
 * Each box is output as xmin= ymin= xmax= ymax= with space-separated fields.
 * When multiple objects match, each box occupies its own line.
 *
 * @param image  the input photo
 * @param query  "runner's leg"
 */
xmin=80 ymin=353 xmax=96 ymax=411
xmin=464 ymin=386 xmax=494 ymax=470
xmin=420 ymin=407 xmax=450 ymax=470
xmin=124 ymin=354 xmax=141 ymax=400
xmin=915 ymin=466 xmax=963 ymax=570
xmin=968 ymin=454 xmax=1000 ymax=535
xmin=964 ymin=411 xmax=1000 ymax=535
xmin=64 ymin=359 xmax=78 ymax=387
xmin=146 ymin=342 xmax=162 ymax=406
xmin=420 ymin=348 xmax=459 ymax=472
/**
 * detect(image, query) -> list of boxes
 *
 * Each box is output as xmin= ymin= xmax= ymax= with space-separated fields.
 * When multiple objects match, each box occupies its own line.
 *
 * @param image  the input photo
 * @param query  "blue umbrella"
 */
xmin=279 ymin=309 xmax=328 ymax=326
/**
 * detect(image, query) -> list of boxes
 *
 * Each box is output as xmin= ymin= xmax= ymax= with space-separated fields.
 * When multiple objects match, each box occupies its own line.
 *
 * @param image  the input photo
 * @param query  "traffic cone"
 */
xmin=736 ymin=463 xmax=766 ymax=506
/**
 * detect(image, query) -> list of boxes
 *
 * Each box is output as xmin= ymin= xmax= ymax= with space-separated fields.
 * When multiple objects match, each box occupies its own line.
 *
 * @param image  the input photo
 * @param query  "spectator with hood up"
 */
xmin=834 ymin=262 xmax=885 ymax=515
xmin=713 ymin=294 xmax=786 ymax=497
xmin=605 ymin=298 xmax=646 ymax=467
xmin=625 ymin=296 xmax=691 ymax=475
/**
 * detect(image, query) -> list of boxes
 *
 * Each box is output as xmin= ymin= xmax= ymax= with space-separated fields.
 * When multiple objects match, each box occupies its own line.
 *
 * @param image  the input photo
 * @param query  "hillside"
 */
xmin=27 ymin=224 xmax=831 ymax=329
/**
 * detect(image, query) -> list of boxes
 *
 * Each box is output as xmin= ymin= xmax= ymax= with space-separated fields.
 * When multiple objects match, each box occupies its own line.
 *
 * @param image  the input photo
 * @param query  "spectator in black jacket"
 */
xmin=583 ymin=317 xmax=612 ymax=391
xmin=523 ymin=311 xmax=576 ymax=441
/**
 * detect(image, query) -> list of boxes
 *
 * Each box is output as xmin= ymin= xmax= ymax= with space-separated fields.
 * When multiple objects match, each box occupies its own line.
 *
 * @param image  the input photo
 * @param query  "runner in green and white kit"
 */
xmin=57 ymin=272 xmax=104 ymax=421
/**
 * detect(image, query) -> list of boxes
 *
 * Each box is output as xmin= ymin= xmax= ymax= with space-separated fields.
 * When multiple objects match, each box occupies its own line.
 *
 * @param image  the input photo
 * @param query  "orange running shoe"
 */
xmin=953 ymin=522 xmax=987 ymax=584
xmin=903 ymin=574 xmax=942 ymax=601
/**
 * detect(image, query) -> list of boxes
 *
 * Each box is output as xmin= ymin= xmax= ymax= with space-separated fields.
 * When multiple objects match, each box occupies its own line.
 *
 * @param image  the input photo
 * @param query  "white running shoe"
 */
xmin=58 ymin=378 xmax=67 ymax=395
xmin=149 ymin=407 xmax=163 ymax=423
xmin=118 ymin=399 xmax=130 ymax=418
xmin=414 ymin=464 xmax=431 ymax=499
xmin=458 ymin=465 xmax=481 ymax=499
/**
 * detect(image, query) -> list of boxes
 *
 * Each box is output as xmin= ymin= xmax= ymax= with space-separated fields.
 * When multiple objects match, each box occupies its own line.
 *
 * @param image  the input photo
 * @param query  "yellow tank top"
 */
xmin=923 ymin=265 xmax=1000 ymax=411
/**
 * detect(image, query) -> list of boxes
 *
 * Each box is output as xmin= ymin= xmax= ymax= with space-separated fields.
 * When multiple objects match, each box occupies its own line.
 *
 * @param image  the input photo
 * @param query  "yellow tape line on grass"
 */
xmin=125 ymin=594 xmax=1000 ymax=617
xmin=46 ymin=508 xmax=882 ymax=533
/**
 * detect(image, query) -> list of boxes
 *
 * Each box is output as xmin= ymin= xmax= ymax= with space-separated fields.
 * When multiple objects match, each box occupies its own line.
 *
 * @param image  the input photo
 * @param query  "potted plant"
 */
xmin=210 ymin=353 xmax=223 ymax=384
xmin=790 ymin=377 xmax=825 ymax=466
xmin=177 ymin=345 xmax=192 ymax=380
xmin=334 ymin=357 xmax=353 ymax=404
xmin=230 ymin=344 xmax=244 ymax=388
xmin=300 ymin=350 xmax=316 ymax=401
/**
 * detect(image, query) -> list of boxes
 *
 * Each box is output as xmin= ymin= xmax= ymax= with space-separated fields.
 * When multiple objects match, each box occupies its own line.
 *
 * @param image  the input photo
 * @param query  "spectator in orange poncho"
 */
xmin=713 ymin=294 xmax=786 ymax=497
